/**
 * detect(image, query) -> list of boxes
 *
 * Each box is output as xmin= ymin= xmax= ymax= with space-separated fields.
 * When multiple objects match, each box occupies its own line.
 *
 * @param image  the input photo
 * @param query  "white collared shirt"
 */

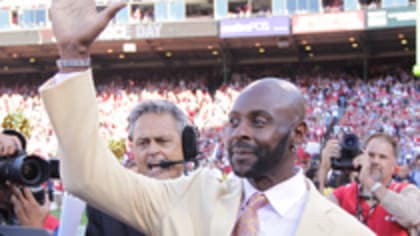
xmin=241 ymin=169 xmax=308 ymax=236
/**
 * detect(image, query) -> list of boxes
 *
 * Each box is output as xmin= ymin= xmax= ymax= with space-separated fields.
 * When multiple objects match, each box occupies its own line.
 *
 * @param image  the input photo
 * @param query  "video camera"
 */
xmin=0 ymin=130 xmax=60 ymax=226
xmin=0 ymin=129 xmax=60 ymax=188
xmin=0 ymin=152 xmax=50 ymax=187
xmin=331 ymin=133 xmax=362 ymax=171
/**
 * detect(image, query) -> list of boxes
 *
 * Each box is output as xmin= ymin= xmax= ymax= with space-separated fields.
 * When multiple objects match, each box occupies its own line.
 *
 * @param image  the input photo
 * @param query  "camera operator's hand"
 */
xmin=50 ymin=0 xmax=125 ymax=72
xmin=10 ymin=186 xmax=50 ymax=228
xmin=318 ymin=139 xmax=340 ymax=193
xmin=320 ymin=139 xmax=341 ymax=171
xmin=355 ymin=153 xmax=378 ymax=191
xmin=0 ymin=133 xmax=22 ymax=156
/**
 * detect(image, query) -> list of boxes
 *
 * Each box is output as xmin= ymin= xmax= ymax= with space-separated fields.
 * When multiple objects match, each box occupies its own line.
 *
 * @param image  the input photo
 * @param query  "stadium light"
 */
xmin=29 ymin=58 xmax=36 ymax=64
xmin=165 ymin=51 xmax=172 ymax=58
xmin=212 ymin=50 xmax=219 ymax=56
xmin=119 ymin=53 xmax=125 ymax=59
xmin=122 ymin=43 xmax=137 ymax=53
xmin=351 ymin=43 xmax=359 ymax=48
xmin=304 ymin=45 xmax=312 ymax=51
xmin=401 ymin=39 xmax=408 ymax=45
xmin=258 ymin=48 xmax=265 ymax=54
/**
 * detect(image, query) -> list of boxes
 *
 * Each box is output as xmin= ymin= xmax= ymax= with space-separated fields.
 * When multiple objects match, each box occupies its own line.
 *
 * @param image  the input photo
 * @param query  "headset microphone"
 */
xmin=147 ymin=126 xmax=200 ymax=169
xmin=147 ymin=160 xmax=185 ymax=169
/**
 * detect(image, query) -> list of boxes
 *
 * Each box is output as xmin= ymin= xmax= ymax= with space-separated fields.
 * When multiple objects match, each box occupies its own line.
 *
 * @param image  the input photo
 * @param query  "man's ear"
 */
xmin=127 ymin=138 xmax=133 ymax=151
xmin=293 ymin=121 xmax=308 ymax=146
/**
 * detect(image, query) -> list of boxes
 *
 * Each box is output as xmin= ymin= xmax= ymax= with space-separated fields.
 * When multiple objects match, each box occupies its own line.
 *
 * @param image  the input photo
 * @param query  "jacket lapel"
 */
xmin=295 ymin=179 xmax=334 ymax=236
xmin=209 ymin=177 xmax=242 ymax=236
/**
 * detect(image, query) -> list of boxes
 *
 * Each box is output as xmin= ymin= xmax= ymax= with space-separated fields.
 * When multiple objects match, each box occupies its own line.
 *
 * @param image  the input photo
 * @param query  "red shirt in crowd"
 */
xmin=334 ymin=182 xmax=409 ymax=236
xmin=43 ymin=214 xmax=59 ymax=232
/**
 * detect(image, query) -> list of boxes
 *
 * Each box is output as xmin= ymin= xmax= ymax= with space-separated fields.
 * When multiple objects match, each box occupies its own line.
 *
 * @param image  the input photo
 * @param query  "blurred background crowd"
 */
xmin=0 ymin=64 xmax=418 ymax=186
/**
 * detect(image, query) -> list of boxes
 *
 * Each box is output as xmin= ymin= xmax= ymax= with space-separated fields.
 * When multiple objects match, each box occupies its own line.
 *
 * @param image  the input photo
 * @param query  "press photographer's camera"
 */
xmin=0 ymin=152 xmax=50 ymax=187
xmin=0 ymin=130 xmax=61 ymax=226
xmin=331 ymin=133 xmax=362 ymax=171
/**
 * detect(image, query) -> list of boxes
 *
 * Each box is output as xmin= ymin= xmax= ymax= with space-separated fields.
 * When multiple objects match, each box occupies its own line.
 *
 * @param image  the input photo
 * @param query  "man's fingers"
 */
xmin=11 ymin=195 xmax=29 ymax=224
xmin=330 ymin=150 xmax=340 ymax=159
xmin=10 ymin=186 xmax=25 ymax=202
xmin=102 ymin=2 xmax=127 ymax=21
xmin=11 ymin=195 xmax=23 ymax=213
xmin=42 ymin=192 xmax=50 ymax=208
xmin=88 ymin=2 xmax=126 ymax=45
xmin=23 ymin=188 xmax=38 ymax=205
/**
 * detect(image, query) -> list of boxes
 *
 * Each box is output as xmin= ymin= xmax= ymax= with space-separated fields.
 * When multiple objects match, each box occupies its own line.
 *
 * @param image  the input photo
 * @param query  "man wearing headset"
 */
xmin=85 ymin=100 xmax=191 ymax=236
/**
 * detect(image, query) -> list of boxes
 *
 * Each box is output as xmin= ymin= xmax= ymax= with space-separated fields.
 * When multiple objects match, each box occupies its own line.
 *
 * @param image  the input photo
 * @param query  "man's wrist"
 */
xmin=58 ymin=43 xmax=89 ymax=59
xmin=57 ymin=43 xmax=91 ymax=73
xmin=370 ymin=182 xmax=382 ymax=193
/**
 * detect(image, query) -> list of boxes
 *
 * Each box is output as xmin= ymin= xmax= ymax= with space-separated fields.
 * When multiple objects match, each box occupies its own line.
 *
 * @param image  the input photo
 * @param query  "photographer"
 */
xmin=319 ymin=133 xmax=420 ymax=236
xmin=0 ymin=130 xmax=59 ymax=234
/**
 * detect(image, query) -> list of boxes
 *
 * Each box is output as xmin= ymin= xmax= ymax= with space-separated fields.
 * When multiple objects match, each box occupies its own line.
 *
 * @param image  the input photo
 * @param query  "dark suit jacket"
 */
xmin=85 ymin=205 xmax=145 ymax=236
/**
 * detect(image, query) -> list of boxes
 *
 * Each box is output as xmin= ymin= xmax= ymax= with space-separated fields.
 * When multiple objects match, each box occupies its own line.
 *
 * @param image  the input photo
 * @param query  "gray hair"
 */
xmin=127 ymin=100 xmax=189 ymax=141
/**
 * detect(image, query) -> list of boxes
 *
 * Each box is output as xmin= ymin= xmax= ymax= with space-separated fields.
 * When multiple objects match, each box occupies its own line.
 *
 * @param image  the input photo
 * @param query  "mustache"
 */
xmin=230 ymin=141 xmax=257 ymax=152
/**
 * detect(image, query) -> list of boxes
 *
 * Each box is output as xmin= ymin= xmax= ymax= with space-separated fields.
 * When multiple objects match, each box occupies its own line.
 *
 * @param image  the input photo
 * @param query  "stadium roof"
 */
xmin=0 ymin=26 xmax=415 ymax=75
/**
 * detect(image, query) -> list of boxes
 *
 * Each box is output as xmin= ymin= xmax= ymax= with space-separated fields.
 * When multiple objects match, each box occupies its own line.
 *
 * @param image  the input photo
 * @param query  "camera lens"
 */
xmin=22 ymin=160 xmax=39 ymax=182
xmin=342 ymin=134 xmax=359 ymax=149
xmin=345 ymin=138 xmax=355 ymax=147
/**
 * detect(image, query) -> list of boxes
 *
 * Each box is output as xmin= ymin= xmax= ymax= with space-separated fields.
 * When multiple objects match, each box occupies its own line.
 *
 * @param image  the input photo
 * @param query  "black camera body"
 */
xmin=331 ymin=133 xmax=362 ymax=171
xmin=0 ymin=130 xmax=60 ymax=226
xmin=0 ymin=152 xmax=51 ymax=187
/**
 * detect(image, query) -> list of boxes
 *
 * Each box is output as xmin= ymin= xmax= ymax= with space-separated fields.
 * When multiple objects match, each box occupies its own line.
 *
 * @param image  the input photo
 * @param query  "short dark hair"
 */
xmin=364 ymin=133 xmax=399 ymax=158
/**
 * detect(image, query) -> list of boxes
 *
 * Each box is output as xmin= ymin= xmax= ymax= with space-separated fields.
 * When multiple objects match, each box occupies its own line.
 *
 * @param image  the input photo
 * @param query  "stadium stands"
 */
xmin=0 ymin=65 xmax=418 ymax=167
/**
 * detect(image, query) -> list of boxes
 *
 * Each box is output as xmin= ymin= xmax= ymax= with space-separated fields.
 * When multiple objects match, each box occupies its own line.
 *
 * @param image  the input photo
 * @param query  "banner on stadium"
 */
xmin=98 ymin=20 xmax=218 ymax=40
xmin=34 ymin=20 xmax=217 ymax=43
xmin=219 ymin=16 xmax=290 ymax=38
xmin=98 ymin=23 xmax=162 ymax=40
xmin=159 ymin=20 xmax=218 ymax=38
xmin=0 ymin=30 xmax=40 ymax=46
xmin=366 ymin=6 xmax=416 ymax=29
xmin=292 ymin=11 xmax=365 ymax=34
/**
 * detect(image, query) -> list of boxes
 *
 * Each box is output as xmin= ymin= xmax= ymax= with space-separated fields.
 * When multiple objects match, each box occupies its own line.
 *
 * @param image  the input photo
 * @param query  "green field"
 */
xmin=50 ymin=209 xmax=88 ymax=226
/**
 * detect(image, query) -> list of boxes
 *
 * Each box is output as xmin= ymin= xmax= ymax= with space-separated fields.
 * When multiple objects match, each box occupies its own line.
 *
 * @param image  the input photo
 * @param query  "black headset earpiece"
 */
xmin=148 ymin=125 xmax=200 ymax=170
xmin=181 ymin=125 xmax=199 ymax=163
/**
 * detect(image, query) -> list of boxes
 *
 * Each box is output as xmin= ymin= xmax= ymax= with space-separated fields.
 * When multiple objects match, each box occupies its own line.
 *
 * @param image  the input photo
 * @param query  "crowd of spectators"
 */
xmin=0 ymin=65 xmax=418 ymax=178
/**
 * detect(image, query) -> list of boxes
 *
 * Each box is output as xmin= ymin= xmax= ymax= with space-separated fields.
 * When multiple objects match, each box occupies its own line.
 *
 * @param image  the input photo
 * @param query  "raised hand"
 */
xmin=50 ymin=0 xmax=126 ymax=61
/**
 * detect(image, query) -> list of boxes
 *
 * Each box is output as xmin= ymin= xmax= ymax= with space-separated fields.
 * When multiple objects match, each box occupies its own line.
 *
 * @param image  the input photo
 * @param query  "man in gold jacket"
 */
xmin=39 ymin=0 xmax=374 ymax=235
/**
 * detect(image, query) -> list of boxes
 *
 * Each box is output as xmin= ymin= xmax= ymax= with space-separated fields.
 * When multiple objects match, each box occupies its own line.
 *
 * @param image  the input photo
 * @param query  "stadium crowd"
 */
xmin=0 ymin=65 xmax=418 ymax=178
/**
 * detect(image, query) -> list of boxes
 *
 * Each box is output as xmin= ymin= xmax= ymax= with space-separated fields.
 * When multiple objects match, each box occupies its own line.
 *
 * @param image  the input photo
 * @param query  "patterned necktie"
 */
xmin=232 ymin=193 xmax=268 ymax=236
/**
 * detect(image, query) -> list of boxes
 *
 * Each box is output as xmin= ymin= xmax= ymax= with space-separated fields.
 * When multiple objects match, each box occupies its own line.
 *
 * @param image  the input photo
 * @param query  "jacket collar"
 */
xmin=294 ymin=179 xmax=335 ymax=236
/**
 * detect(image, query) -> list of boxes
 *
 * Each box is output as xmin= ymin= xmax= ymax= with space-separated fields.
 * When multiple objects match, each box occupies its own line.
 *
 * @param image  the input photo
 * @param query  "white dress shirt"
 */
xmin=241 ymin=169 xmax=308 ymax=236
